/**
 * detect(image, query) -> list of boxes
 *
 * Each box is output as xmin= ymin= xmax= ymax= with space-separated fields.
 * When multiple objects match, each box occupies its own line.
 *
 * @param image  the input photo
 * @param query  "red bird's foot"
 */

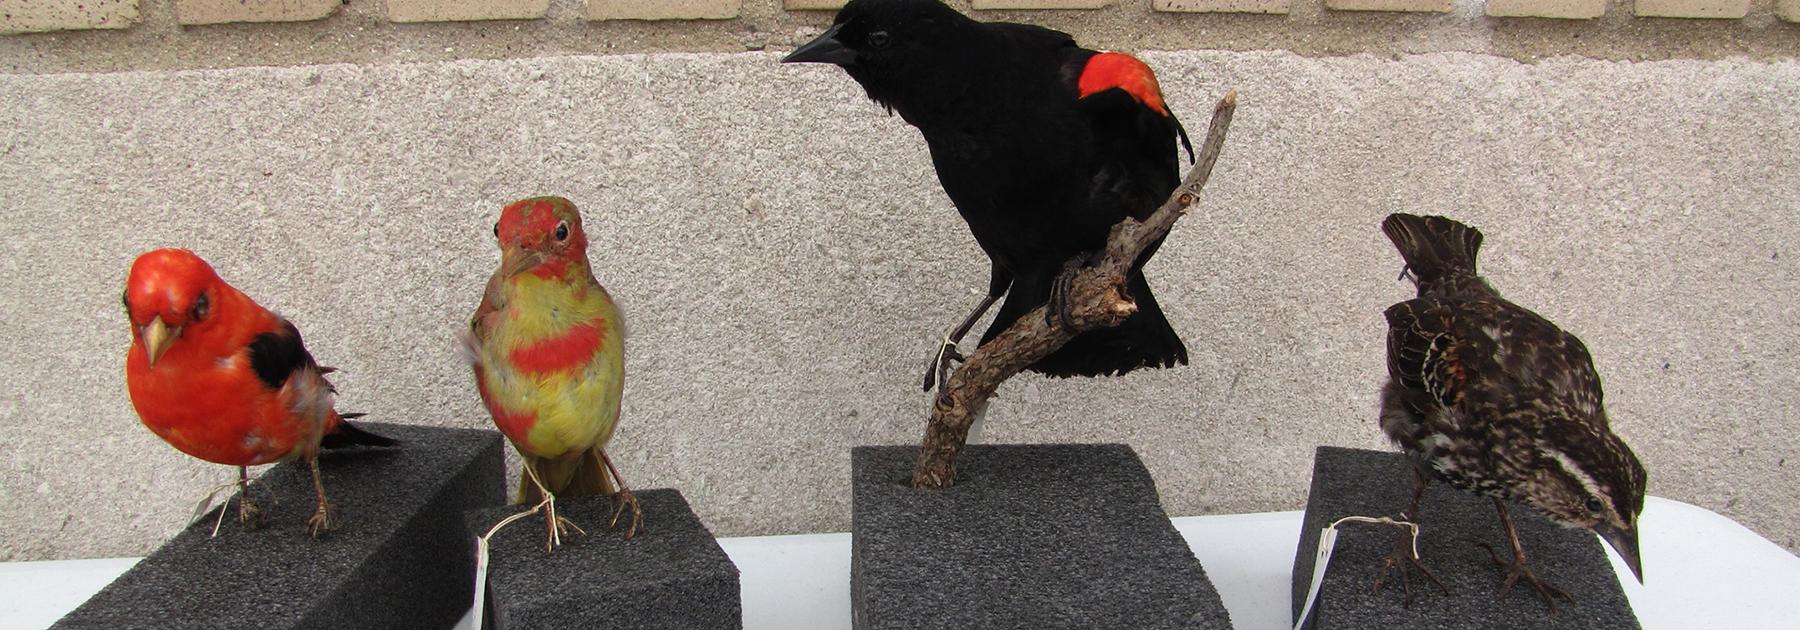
xmin=921 ymin=339 xmax=966 ymax=393
xmin=610 ymin=487 xmax=644 ymax=540
xmin=305 ymin=503 xmax=334 ymax=538
xmin=236 ymin=495 xmax=266 ymax=531
xmin=1479 ymin=543 xmax=1573 ymax=612
xmin=1371 ymin=527 xmax=1449 ymax=607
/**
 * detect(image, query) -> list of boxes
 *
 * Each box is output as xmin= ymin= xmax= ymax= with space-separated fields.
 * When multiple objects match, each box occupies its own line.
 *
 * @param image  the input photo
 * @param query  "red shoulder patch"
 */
xmin=1077 ymin=52 xmax=1169 ymax=117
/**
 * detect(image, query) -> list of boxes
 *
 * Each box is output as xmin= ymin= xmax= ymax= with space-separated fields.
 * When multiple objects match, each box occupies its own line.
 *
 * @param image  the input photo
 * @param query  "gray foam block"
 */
xmin=851 ymin=444 xmax=1233 ymax=630
xmin=1291 ymin=446 xmax=1640 ymax=630
xmin=56 ymin=422 xmax=507 ymax=629
xmin=466 ymin=488 xmax=740 ymax=629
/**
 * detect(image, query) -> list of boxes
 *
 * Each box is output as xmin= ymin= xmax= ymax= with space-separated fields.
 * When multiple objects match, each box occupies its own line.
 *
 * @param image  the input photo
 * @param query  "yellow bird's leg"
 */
xmin=595 ymin=449 xmax=644 ymax=540
xmin=521 ymin=458 xmax=584 ymax=551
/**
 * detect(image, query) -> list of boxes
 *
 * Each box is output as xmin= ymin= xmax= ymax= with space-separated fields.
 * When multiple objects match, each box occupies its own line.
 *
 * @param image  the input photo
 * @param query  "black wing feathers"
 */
xmin=247 ymin=320 xmax=314 ymax=391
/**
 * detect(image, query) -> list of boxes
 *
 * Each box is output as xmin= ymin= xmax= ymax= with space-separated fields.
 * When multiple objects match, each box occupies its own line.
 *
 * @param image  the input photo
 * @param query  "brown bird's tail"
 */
xmin=1382 ymin=213 xmax=1486 ymax=297
xmin=519 ymin=448 xmax=614 ymax=503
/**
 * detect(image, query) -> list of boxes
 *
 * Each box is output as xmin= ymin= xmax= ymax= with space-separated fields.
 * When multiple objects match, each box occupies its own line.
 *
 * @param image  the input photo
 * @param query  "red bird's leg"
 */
xmin=521 ymin=460 xmax=583 ymax=551
xmin=235 ymin=466 xmax=265 ymax=530
xmin=922 ymin=292 xmax=1001 ymax=393
xmin=304 ymin=454 xmax=333 ymax=538
xmin=597 ymin=450 xmax=644 ymax=540
xmin=1372 ymin=466 xmax=1448 ymax=605
xmin=1479 ymin=499 xmax=1572 ymax=612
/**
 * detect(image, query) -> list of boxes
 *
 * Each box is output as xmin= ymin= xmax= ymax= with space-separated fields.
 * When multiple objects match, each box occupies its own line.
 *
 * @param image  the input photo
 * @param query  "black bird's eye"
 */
xmin=192 ymin=293 xmax=210 ymax=321
xmin=1584 ymin=497 xmax=1604 ymax=513
xmin=867 ymin=30 xmax=891 ymax=49
xmin=554 ymin=221 xmax=569 ymax=241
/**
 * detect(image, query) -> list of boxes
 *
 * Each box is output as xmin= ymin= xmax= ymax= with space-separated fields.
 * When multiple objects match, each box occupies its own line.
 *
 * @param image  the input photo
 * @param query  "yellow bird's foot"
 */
xmin=610 ymin=487 xmax=644 ymax=540
xmin=537 ymin=494 xmax=587 ymax=552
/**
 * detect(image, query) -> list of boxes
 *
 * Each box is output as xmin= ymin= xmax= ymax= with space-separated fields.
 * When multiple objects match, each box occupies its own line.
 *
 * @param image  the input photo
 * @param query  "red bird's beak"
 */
xmin=142 ymin=317 xmax=179 ymax=366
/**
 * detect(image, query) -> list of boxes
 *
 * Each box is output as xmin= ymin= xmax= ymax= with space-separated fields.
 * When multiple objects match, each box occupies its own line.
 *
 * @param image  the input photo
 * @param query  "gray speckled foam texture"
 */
xmin=1291 ymin=446 xmax=1639 ymax=630
xmin=54 ymin=422 xmax=505 ymax=629
xmin=851 ymin=444 xmax=1232 ymax=630
xmin=466 ymin=488 xmax=740 ymax=630
xmin=3 ymin=52 xmax=1799 ymax=562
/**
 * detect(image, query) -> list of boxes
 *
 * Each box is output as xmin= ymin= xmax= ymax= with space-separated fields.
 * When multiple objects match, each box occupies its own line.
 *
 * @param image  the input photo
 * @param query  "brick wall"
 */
xmin=4 ymin=0 xmax=1796 ymax=35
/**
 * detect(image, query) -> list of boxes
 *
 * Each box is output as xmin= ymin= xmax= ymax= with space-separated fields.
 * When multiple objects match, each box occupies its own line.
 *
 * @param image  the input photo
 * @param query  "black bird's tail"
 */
xmin=986 ymin=270 xmax=1188 ymax=378
xmin=320 ymin=414 xmax=398 ymax=449
xmin=1382 ymin=213 xmax=1486 ymax=296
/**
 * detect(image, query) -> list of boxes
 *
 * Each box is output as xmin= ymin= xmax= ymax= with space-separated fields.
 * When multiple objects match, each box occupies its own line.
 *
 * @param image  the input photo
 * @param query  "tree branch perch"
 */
xmin=912 ymin=90 xmax=1240 ymax=489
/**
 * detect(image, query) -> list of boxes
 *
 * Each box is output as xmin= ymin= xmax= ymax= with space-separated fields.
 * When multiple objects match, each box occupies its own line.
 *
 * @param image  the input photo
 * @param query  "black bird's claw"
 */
xmin=921 ymin=340 xmax=966 ymax=393
xmin=1045 ymin=258 xmax=1085 ymax=330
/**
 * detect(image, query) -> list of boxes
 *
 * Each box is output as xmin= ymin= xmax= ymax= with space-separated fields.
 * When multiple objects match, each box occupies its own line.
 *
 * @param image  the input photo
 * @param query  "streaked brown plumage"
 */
xmin=1375 ymin=213 xmax=1647 ymax=610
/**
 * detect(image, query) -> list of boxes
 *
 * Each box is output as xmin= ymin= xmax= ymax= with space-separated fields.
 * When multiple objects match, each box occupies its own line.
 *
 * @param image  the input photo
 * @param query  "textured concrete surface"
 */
xmin=468 ymin=489 xmax=740 ymax=629
xmin=851 ymin=445 xmax=1231 ymax=629
xmin=1291 ymin=447 xmax=1638 ymax=629
xmin=54 ymin=423 xmax=504 ymax=628
xmin=0 ymin=50 xmax=1796 ymax=562
xmin=5 ymin=0 xmax=1800 ymax=75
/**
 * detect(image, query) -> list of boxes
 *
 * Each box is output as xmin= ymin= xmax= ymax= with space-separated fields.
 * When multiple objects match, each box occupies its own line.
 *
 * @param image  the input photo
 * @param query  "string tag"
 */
xmin=468 ymin=505 xmax=545 ymax=629
xmin=1292 ymin=515 xmax=1421 ymax=630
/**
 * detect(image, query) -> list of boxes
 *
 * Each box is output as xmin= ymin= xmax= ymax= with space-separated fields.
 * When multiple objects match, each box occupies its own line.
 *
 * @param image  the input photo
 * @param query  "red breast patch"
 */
xmin=507 ymin=319 xmax=608 ymax=376
xmin=1077 ymin=52 xmax=1169 ymax=117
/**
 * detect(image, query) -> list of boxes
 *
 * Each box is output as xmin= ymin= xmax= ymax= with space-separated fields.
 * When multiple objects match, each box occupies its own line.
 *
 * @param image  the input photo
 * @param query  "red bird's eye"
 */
xmin=493 ymin=222 xmax=500 ymax=238
xmin=191 ymin=293 xmax=210 ymax=320
xmin=554 ymin=221 xmax=569 ymax=241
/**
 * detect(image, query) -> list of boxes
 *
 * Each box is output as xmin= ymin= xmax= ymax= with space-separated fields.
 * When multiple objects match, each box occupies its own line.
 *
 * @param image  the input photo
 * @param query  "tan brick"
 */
xmin=1155 ymin=0 xmax=1289 ymax=14
xmin=1325 ymin=0 xmax=1451 ymax=11
xmin=0 ymin=0 xmax=139 ymax=33
xmin=1779 ymin=0 xmax=1800 ymax=21
xmin=587 ymin=0 xmax=740 ymax=20
xmin=175 ymin=0 xmax=342 ymax=25
xmin=1485 ymin=0 xmax=1605 ymax=18
xmin=1633 ymin=0 xmax=1749 ymax=17
xmin=971 ymin=0 xmax=1113 ymax=8
xmin=387 ymin=0 xmax=547 ymax=22
xmin=785 ymin=0 xmax=847 ymax=8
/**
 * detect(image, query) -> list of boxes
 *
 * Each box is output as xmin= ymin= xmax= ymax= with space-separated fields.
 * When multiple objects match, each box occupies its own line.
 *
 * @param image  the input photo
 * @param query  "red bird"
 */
xmin=123 ymin=248 xmax=393 ymax=537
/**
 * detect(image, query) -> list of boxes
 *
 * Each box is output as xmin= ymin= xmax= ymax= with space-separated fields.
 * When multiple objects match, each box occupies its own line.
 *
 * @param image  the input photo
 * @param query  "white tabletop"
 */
xmin=6 ymin=496 xmax=1795 ymax=630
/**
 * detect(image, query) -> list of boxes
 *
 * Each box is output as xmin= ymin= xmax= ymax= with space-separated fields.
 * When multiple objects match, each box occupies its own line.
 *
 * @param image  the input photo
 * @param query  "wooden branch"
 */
xmin=911 ymin=90 xmax=1240 ymax=489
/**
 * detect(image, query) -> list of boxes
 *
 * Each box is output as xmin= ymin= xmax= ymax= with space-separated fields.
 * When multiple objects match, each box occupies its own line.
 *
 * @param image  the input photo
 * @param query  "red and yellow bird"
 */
xmin=123 ymin=248 xmax=393 ymax=537
xmin=466 ymin=196 xmax=640 ymax=549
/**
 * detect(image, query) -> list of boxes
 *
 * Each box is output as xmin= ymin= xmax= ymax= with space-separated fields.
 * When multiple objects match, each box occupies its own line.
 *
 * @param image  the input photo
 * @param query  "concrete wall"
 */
xmin=0 ymin=49 xmax=1796 ymax=561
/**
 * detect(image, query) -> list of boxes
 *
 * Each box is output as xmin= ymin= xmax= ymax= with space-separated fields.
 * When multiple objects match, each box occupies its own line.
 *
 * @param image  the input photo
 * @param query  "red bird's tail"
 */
xmin=319 ymin=414 xmax=398 ymax=449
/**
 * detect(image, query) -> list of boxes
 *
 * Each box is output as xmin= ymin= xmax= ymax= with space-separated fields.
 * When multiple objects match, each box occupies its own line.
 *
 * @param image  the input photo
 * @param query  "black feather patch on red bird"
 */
xmin=785 ymin=0 xmax=1194 ymax=378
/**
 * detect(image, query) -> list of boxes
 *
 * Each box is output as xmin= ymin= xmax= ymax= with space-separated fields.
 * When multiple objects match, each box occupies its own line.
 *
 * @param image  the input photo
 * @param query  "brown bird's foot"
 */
xmin=235 ymin=493 xmax=266 ymax=531
xmin=1371 ymin=524 xmax=1448 ymax=606
xmin=609 ymin=487 xmax=645 ymax=540
xmin=305 ymin=503 xmax=334 ymax=538
xmin=1044 ymin=257 xmax=1085 ymax=330
xmin=1478 ymin=542 xmax=1572 ymax=612
xmin=920 ymin=338 xmax=966 ymax=393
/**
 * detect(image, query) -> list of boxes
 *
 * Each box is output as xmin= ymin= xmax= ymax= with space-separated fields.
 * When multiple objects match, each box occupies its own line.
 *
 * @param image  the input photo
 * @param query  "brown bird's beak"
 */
xmin=784 ymin=24 xmax=856 ymax=66
xmin=1597 ymin=523 xmax=1643 ymax=584
xmin=142 ymin=317 xmax=179 ymax=366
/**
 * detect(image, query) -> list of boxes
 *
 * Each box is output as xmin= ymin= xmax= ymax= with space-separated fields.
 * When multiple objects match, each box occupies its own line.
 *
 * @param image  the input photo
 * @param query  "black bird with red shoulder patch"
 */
xmin=1375 ymin=213 xmax=1647 ymax=609
xmin=784 ymin=0 xmax=1193 ymax=390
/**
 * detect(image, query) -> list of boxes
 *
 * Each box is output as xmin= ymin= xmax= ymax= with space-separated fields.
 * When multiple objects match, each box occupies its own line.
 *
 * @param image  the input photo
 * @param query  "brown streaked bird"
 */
xmin=1374 ymin=213 xmax=1646 ymax=610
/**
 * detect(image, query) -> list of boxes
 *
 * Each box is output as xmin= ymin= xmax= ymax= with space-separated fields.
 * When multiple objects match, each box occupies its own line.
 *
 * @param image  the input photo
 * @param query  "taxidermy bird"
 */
xmin=1376 ymin=213 xmax=1646 ymax=610
xmin=784 ymin=0 xmax=1193 ymax=392
xmin=123 ymin=248 xmax=394 ymax=537
xmin=466 ymin=196 xmax=641 ymax=549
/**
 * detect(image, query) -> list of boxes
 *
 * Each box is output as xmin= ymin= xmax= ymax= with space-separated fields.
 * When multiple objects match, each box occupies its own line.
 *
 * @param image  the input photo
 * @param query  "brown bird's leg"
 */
xmin=235 ymin=465 xmax=265 ymax=530
xmin=596 ymin=450 xmax=644 ymax=540
xmin=1372 ymin=465 xmax=1449 ymax=605
xmin=922 ymin=293 xmax=1002 ymax=392
xmin=1479 ymin=498 xmax=1572 ymax=612
xmin=304 ymin=454 xmax=333 ymax=538
xmin=521 ymin=459 xmax=584 ymax=552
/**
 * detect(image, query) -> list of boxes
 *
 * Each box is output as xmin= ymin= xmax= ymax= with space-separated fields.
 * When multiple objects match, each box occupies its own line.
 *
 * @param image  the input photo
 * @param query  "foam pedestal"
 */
xmin=56 ymin=422 xmax=506 ymax=629
xmin=851 ymin=444 xmax=1233 ymax=630
xmin=1291 ymin=446 xmax=1640 ymax=629
xmin=466 ymin=488 xmax=740 ymax=629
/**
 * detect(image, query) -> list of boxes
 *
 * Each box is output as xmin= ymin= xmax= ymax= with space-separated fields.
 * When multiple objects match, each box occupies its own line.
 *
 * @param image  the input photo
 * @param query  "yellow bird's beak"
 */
xmin=143 ymin=317 xmax=179 ymax=366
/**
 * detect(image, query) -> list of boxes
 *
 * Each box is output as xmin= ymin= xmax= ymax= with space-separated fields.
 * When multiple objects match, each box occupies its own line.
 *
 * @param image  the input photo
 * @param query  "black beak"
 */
xmin=1597 ymin=523 xmax=1643 ymax=584
xmin=783 ymin=24 xmax=856 ymax=66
